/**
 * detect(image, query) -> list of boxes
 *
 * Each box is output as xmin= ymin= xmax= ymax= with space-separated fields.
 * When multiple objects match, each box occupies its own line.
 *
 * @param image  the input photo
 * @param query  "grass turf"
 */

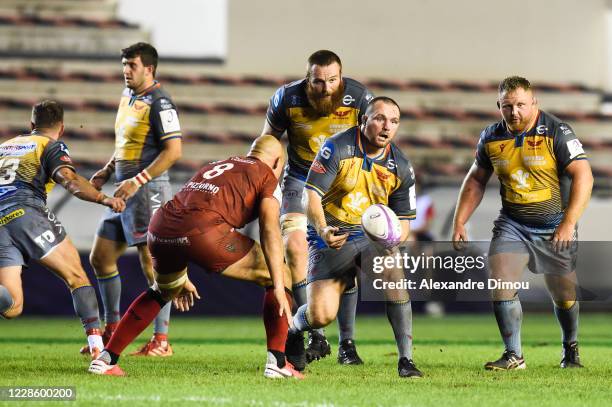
xmin=1 ymin=314 xmax=611 ymax=406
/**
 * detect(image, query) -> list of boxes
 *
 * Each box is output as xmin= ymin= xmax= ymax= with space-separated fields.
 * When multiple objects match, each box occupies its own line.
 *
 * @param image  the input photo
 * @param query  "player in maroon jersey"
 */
xmin=88 ymin=135 xmax=302 ymax=379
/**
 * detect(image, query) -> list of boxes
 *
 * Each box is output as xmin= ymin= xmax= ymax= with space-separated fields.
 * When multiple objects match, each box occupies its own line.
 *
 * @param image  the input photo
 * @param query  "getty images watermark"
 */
xmin=371 ymin=251 xmax=529 ymax=291
xmin=358 ymin=242 xmax=612 ymax=302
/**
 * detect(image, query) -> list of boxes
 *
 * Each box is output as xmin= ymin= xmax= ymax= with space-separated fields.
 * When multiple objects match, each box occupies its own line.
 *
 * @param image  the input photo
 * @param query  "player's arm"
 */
xmin=258 ymin=196 xmax=292 ymax=319
xmin=399 ymin=219 xmax=411 ymax=243
xmin=54 ymin=167 xmax=125 ymax=212
xmin=260 ymin=86 xmax=288 ymax=139
xmin=452 ymin=163 xmax=493 ymax=249
xmin=553 ymin=159 xmax=593 ymax=248
xmin=90 ymin=153 xmax=115 ymax=190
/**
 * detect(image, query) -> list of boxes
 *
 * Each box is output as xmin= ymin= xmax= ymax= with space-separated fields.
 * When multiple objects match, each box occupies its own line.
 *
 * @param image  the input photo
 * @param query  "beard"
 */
xmin=305 ymin=80 xmax=345 ymax=117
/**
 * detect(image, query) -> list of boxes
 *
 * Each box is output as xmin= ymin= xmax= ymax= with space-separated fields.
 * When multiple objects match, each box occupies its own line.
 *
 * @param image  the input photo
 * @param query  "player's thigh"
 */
xmin=545 ymin=271 xmax=578 ymax=304
xmin=307 ymin=278 xmax=346 ymax=326
xmin=89 ymin=234 xmax=128 ymax=275
xmin=38 ymin=237 xmax=91 ymax=290
xmin=0 ymin=266 xmax=23 ymax=317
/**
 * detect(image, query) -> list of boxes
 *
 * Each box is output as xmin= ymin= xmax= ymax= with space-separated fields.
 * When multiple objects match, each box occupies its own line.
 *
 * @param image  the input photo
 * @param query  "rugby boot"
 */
xmin=337 ymin=339 xmax=363 ymax=365
xmin=130 ymin=334 xmax=173 ymax=357
xmin=263 ymin=351 xmax=305 ymax=379
xmin=398 ymin=357 xmax=424 ymax=378
xmin=285 ymin=331 xmax=307 ymax=371
xmin=484 ymin=350 xmax=526 ymax=370
xmin=88 ymin=359 xmax=125 ymax=376
xmin=560 ymin=341 xmax=583 ymax=368
xmin=305 ymin=330 xmax=331 ymax=363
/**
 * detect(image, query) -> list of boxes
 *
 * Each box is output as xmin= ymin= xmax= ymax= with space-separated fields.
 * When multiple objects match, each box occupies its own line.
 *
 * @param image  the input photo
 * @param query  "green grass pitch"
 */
xmin=1 ymin=314 xmax=611 ymax=406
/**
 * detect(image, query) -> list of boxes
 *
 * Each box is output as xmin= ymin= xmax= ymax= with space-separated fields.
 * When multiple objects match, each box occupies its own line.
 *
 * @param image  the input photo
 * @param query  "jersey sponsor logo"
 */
xmin=566 ymin=139 xmax=584 ymax=159
xmin=133 ymin=103 xmax=146 ymax=111
xmin=523 ymin=156 xmax=545 ymax=166
xmin=0 ymin=208 xmax=25 ymax=226
xmin=60 ymin=156 xmax=72 ymax=163
xmin=0 ymin=142 xmax=37 ymax=157
xmin=559 ymin=124 xmax=573 ymax=136
xmin=294 ymin=122 xmax=312 ymax=130
xmin=230 ymin=157 xmax=255 ymax=164
xmin=184 ymin=181 xmax=220 ymax=194
xmin=371 ymin=184 xmax=387 ymax=199
xmin=311 ymin=160 xmax=326 ymax=174
xmin=320 ymin=145 xmax=333 ymax=160
xmin=59 ymin=143 xmax=71 ymax=155
xmin=526 ymin=139 xmax=543 ymax=148
xmin=329 ymin=124 xmax=351 ymax=133
xmin=0 ymin=185 xmax=17 ymax=198
xmin=346 ymin=191 xmax=369 ymax=212
xmin=386 ymin=159 xmax=396 ymax=171
xmin=342 ymin=95 xmax=355 ymax=105
xmin=536 ymin=125 xmax=548 ymax=135
xmin=291 ymin=95 xmax=302 ymax=106
xmin=334 ymin=110 xmax=351 ymax=117
xmin=159 ymin=98 xmax=173 ymax=110
xmin=365 ymin=93 xmax=374 ymax=102
xmin=409 ymin=185 xmax=416 ymax=209
xmin=159 ymin=109 xmax=181 ymax=133
xmin=499 ymin=143 xmax=507 ymax=152
xmin=374 ymin=168 xmax=390 ymax=182
xmin=408 ymin=166 xmax=415 ymax=180
xmin=149 ymin=234 xmax=190 ymax=245
xmin=510 ymin=168 xmax=532 ymax=191
xmin=273 ymin=89 xmax=282 ymax=108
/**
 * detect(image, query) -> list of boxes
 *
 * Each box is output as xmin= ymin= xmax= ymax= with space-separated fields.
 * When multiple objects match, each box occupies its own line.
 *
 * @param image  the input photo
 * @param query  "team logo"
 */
xmin=334 ymin=109 xmax=351 ymax=117
xmin=374 ymin=168 xmax=390 ymax=182
xmin=526 ymin=139 xmax=544 ymax=150
xmin=342 ymin=95 xmax=355 ymax=105
xmin=510 ymin=168 xmax=532 ymax=191
xmin=346 ymin=191 xmax=369 ymax=212
xmin=311 ymin=160 xmax=326 ymax=174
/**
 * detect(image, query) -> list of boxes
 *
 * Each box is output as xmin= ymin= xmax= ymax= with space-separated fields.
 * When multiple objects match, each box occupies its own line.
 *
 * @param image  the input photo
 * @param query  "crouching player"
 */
xmin=0 ymin=100 xmax=126 ymax=357
xmin=89 ymin=135 xmax=302 ymax=378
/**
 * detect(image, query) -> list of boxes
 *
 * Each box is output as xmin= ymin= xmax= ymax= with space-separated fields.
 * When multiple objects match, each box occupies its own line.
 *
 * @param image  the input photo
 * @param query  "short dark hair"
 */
xmin=364 ymin=96 xmax=401 ymax=116
xmin=498 ymin=76 xmax=532 ymax=95
xmin=307 ymin=50 xmax=342 ymax=73
xmin=31 ymin=100 xmax=64 ymax=129
xmin=121 ymin=42 xmax=158 ymax=76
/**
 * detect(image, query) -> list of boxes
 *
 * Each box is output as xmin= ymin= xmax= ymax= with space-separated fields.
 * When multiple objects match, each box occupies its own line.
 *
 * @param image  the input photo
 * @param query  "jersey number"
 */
xmin=0 ymin=158 xmax=20 ymax=185
xmin=202 ymin=163 xmax=234 ymax=180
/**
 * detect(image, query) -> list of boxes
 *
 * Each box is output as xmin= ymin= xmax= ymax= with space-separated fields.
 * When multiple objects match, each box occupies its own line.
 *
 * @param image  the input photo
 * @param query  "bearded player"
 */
xmin=89 ymin=135 xmax=302 ymax=378
xmin=262 ymin=50 xmax=373 ymax=369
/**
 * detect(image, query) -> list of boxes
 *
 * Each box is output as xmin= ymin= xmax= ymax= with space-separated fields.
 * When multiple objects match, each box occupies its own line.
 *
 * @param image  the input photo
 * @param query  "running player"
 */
xmin=262 ymin=50 xmax=373 ymax=368
xmin=89 ymin=135 xmax=302 ymax=379
xmin=0 ymin=100 xmax=125 ymax=357
xmin=287 ymin=96 xmax=424 ymax=378
xmin=452 ymin=76 xmax=593 ymax=369
xmin=83 ymin=42 xmax=183 ymax=357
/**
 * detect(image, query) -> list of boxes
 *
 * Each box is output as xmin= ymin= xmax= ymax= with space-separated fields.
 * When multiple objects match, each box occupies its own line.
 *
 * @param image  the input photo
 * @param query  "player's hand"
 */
xmin=274 ymin=287 xmax=293 ymax=328
xmin=113 ymin=179 xmax=140 ymax=200
xmin=102 ymin=196 xmax=126 ymax=213
xmin=89 ymin=168 xmax=111 ymax=191
xmin=173 ymin=279 xmax=201 ymax=312
xmin=321 ymin=226 xmax=348 ymax=250
xmin=552 ymin=221 xmax=576 ymax=253
xmin=452 ymin=223 xmax=468 ymax=251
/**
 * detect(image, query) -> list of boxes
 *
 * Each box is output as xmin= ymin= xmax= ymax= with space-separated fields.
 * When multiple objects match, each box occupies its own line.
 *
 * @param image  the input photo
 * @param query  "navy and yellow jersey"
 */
xmin=115 ymin=81 xmax=182 ymax=182
xmin=0 ymin=133 xmax=75 ymax=207
xmin=266 ymin=77 xmax=373 ymax=179
xmin=305 ymin=126 xmax=416 ymax=245
xmin=475 ymin=110 xmax=588 ymax=227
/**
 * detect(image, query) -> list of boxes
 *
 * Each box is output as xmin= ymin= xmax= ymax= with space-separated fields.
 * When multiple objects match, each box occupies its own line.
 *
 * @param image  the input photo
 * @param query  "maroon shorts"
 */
xmin=148 ymin=222 xmax=254 ymax=275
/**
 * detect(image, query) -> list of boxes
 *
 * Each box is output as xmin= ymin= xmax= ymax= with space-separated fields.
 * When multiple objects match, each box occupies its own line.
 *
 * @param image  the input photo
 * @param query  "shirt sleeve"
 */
xmin=388 ymin=158 xmax=416 ymax=220
xmin=357 ymin=87 xmax=374 ymax=125
xmin=474 ymin=129 xmax=493 ymax=170
xmin=553 ymin=122 xmax=587 ymax=170
xmin=305 ymin=139 xmax=340 ymax=197
xmin=265 ymin=86 xmax=289 ymax=135
xmin=150 ymin=97 xmax=182 ymax=142
xmin=41 ymin=140 xmax=75 ymax=179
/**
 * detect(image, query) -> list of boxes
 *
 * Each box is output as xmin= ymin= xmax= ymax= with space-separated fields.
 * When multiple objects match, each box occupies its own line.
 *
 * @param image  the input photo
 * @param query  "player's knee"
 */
xmin=64 ymin=270 xmax=91 ymax=291
xmin=281 ymin=215 xmax=307 ymax=241
xmin=308 ymin=305 xmax=335 ymax=328
xmin=89 ymin=251 xmax=113 ymax=276
xmin=2 ymin=300 xmax=23 ymax=319
xmin=155 ymin=270 xmax=187 ymax=300
xmin=554 ymin=300 xmax=576 ymax=310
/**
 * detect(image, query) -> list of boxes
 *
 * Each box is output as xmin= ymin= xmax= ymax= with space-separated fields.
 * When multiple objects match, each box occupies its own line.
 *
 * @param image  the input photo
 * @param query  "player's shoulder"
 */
xmin=343 ymin=77 xmax=369 ymax=95
xmin=271 ymin=79 xmax=307 ymax=108
xmin=319 ymin=127 xmax=358 ymax=161
xmin=389 ymin=143 xmax=414 ymax=176
xmin=149 ymin=85 xmax=176 ymax=107
xmin=537 ymin=110 xmax=573 ymax=135
xmin=479 ymin=121 xmax=507 ymax=143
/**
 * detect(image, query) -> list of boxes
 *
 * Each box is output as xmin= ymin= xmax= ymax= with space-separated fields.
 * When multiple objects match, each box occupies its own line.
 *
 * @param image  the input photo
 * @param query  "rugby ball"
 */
xmin=361 ymin=204 xmax=402 ymax=249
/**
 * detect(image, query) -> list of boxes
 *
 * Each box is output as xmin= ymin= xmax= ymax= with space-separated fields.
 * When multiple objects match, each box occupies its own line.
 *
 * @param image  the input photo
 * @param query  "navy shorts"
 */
xmin=489 ymin=212 xmax=577 ymax=275
xmin=96 ymin=180 xmax=172 ymax=246
xmin=280 ymin=173 xmax=305 ymax=216
xmin=0 ymin=204 xmax=67 ymax=267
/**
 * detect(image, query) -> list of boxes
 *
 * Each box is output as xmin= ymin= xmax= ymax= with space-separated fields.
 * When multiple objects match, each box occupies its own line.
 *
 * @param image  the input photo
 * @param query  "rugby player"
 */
xmin=82 ymin=42 xmax=182 ymax=357
xmin=89 ymin=135 xmax=302 ymax=379
xmin=452 ymin=76 xmax=593 ymax=370
xmin=262 ymin=50 xmax=373 ymax=368
xmin=0 ymin=100 xmax=125 ymax=357
xmin=286 ymin=96 xmax=424 ymax=378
